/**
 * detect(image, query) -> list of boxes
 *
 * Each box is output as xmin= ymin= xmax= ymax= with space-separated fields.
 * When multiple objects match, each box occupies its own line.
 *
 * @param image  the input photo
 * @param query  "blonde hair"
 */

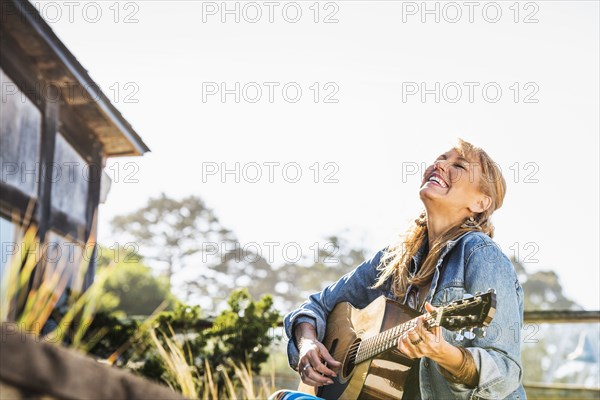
xmin=373 ymin=138 xmax=506 ymax=299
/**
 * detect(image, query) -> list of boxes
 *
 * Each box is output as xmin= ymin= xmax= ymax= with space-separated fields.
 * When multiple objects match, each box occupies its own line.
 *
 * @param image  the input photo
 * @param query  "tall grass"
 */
xmin=0 ymin=209 xmax=113 ymax=346
xmin=149 ymin=326 xmax=199 ymax=398
xmin=147 ymin=326 xmax=279 ymax=399
xmin=1 ymin=211 xmax=282 ymax=399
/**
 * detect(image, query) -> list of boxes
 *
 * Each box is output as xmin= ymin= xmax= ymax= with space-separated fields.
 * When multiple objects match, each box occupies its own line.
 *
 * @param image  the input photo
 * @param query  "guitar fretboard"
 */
xmin=354 ymin=313 xmax=435 ymax=364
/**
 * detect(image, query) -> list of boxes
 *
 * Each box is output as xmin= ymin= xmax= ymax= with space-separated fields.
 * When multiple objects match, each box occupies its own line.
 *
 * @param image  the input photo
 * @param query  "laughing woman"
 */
xmin=273 ymin=139 xmax=526 ymax=400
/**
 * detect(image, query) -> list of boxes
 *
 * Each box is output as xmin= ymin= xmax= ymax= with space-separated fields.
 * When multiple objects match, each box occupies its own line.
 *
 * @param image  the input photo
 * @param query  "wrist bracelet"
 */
xmin=437 ymin=347 xmax=478 ymax=388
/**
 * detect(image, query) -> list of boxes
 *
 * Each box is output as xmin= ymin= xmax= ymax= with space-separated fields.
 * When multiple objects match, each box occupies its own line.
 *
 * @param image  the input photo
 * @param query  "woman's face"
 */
xmin=419 ymin=148 xmax=490 ymax=215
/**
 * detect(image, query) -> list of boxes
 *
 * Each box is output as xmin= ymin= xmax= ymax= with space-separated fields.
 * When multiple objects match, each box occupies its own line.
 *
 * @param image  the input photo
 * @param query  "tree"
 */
xmin=272 ymin=234 xmax=370 ymax=314
xmin=102 ymin=263 xmax=175 ymax=316
xmin=511 ymin=258 xmax=580 ymax=311
xmin=97 ymin=245 xmax=176 ymax=316
xmin=111 ymin=193 xmax=236 ymax=289
xmin=109 ymin=194 xmax=371 ymax=314
xmin=110 ymin=193 xmax=274 ymax=310
xmin=186 ymin=244 xmax=277 ymax=311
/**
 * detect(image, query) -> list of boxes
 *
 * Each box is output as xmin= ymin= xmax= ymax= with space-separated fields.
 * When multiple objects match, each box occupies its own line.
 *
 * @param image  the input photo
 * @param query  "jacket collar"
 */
xmin=410 ymin=230 xmax=474 ymax=274
xmin=404 ymin=230 xmax=476 ymax=311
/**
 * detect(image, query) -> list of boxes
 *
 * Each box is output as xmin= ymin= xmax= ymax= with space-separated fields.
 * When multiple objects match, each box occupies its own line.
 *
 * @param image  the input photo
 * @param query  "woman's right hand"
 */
xmin=297 ymin=337 xmax=341 ymax=387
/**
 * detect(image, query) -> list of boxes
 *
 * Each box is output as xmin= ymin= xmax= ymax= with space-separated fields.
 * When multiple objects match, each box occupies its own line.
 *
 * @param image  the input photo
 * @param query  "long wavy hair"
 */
xmin=373 ymin=138 xmax=507 ymax=299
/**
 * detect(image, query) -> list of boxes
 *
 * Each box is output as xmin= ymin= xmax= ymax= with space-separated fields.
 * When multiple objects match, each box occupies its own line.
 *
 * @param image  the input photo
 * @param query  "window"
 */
xmin=0 ymin=215 xmax=17 ymax=286
xmin=51 ymin=134 xmax=89 ymax=224
xmin=0 ymin=67 xmax=42 ymax=197
xmin=43 ymin=230 xmax=87 ymax=296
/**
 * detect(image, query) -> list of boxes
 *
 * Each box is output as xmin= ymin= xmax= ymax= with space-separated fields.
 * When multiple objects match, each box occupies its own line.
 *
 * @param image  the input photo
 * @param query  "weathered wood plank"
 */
xmin=0 ymin=323 xmax=184 ymax=400
xmin=524 ymin=310 xmax=600 ymax=324
xmin=524 ymin=383 xmax=600 ymax=400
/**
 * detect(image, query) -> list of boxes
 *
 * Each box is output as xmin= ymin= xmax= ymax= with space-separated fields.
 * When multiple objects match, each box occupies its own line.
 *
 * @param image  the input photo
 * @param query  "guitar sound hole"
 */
xmin=342 ymin=338 xmax=361 ymax=378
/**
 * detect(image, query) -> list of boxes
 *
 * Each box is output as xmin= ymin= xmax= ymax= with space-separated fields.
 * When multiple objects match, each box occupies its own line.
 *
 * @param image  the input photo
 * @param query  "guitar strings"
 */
xmin=331 ymin=319 xmax=417 ymax=361
xmin=328 ymin=312 xmax=437 ymax=362
xmin=326 ymin=297 xmax=485 ymax=364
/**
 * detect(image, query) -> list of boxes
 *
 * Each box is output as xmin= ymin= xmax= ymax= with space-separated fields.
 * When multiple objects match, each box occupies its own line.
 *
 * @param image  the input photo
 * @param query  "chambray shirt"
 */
xmin=284 ymin=231 xmax=527 ymax=400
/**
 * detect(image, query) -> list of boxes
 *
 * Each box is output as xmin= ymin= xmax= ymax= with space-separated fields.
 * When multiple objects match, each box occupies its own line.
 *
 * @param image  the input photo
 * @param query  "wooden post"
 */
xmin=83 ymin=143 xmax=103 ymax=289
xmin=31 ymin=94 xmax=58 ymax=289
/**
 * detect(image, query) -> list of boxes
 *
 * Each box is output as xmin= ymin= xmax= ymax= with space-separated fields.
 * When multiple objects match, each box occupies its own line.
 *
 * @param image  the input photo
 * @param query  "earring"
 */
xmin=461 ymin=216 xmax=481 ymax=229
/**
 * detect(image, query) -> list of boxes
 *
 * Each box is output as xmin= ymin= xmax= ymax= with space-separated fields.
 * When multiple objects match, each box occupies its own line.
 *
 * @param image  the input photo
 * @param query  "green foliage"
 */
xmin=155 ymin=303 xmax=204 ymax=330
xmin=136 ymin=355 xmax=167 ymax=383
xmin=139 ymin=304 xmax=208 ymax=385
xmin=206 ymin=289 xmax=281 ymax=375
xmin=512 ymin=258 xmax=580 ymax=311
xmin=90 ymin=290 xmax=280 ymax=390
xmin=97 ymin=246 xmax=175 ymax=316
xmin=84 ymin=312 xmax=141 ymax=361
xmin=104 ymin=262 xmax=174 ymax=316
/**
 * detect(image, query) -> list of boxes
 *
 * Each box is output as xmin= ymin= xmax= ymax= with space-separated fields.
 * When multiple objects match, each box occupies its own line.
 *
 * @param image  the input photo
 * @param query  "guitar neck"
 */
xmin=355 ymin=311 xmax=439 ymax=364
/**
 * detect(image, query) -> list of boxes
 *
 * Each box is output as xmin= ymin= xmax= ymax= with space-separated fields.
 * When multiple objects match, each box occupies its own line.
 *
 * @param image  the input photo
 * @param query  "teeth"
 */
xmin=429 ymin=175 xmax=448 ymax=188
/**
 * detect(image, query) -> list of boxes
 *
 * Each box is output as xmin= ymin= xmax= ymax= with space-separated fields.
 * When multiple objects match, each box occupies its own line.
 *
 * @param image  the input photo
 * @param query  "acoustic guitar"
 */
xmin=297 ymin=290 xmax=496 ymax=400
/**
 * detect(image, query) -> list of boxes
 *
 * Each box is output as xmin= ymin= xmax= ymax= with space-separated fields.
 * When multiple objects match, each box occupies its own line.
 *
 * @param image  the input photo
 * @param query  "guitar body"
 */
xmin=298 ymin=296 xmax=421 ymax=400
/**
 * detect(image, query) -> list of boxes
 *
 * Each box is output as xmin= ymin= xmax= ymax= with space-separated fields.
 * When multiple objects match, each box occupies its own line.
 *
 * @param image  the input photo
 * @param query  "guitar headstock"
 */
xmin=427 ymin=289 xmax=496 ymax=332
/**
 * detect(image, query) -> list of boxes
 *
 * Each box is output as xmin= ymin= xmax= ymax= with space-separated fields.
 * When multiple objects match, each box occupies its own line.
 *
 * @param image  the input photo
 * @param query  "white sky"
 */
xmin=35 ymin=0 xmax=599 ymax=309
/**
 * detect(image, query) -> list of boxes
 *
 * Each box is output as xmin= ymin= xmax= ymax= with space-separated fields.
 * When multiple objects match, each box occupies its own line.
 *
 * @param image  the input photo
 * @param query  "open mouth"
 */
xmin=427 ymin=173 xmax=449 ymax=188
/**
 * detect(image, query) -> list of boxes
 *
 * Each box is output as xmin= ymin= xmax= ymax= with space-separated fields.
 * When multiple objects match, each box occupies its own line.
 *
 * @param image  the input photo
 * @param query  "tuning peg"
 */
xmin=475 ymin=327 xmax=487 ymax=338
xmin=487 ymin=288 xmax=496 ymax=294
xmin=464 ymin=329 xmax=475 ymax=340
xmin=463 ymin=293 xmax=474 ymax=299
xmin=454 ymin=330 xmax=465 ymax=342
xmin=475 ymin=291 xmax=482 ymax=296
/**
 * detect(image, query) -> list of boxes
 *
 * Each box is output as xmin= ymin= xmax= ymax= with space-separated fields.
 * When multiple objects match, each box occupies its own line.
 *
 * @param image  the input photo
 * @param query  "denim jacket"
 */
xmin=284 ymin=231 xmax=526 ymax=400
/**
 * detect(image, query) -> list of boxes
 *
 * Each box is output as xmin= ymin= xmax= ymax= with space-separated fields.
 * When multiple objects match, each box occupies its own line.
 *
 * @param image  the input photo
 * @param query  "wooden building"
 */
xmin=0 ymin=0 xmax=149 ymax=290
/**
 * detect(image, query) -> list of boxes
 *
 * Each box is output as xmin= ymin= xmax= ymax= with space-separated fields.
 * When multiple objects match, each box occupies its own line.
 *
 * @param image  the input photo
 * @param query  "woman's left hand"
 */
xmin=397 ymin=302 xmax=448 ymax=360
